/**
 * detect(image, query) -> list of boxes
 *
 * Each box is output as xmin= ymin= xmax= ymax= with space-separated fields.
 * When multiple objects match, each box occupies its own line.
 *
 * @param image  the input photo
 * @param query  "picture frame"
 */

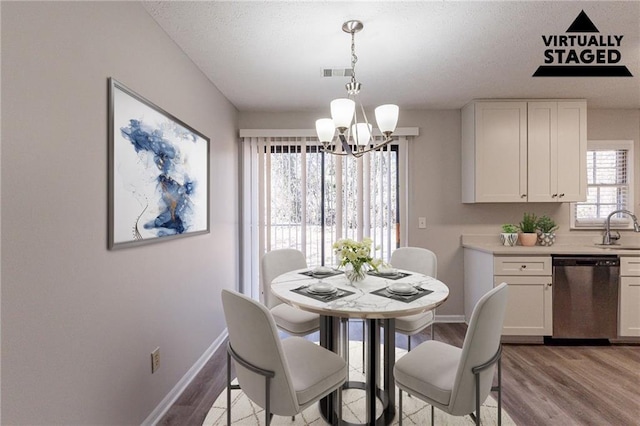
xmin=108 ymin=78 xmax=210 ymax=249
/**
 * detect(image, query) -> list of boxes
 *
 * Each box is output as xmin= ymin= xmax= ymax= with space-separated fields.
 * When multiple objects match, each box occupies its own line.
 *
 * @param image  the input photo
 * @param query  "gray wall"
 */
xmin=240 ymin=108 xmax=640 ymax=317
xmin=1 ymin=2 xmax=238 ymax=424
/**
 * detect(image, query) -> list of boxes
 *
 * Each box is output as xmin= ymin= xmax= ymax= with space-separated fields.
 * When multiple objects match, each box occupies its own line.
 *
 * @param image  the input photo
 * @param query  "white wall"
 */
xmin=1 ymin=2 xmax=238 ymax=424
xmin=240 ymin=108 xmax=640 ymax=317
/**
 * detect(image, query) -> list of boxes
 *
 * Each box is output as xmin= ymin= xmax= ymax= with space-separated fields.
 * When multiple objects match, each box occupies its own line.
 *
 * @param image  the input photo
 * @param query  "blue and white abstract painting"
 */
xmin=110 ymin=80 xmax=209 ymax=248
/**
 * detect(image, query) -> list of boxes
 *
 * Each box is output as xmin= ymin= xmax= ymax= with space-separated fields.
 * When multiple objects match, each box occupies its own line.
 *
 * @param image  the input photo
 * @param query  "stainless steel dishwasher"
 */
xmin=552 ymin=255 xmax=619 ymax=339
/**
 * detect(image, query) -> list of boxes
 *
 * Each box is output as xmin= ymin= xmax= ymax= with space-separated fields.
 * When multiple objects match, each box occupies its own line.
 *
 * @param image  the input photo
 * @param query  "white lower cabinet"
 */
xmin=464 ymin=250 xmax=552 ymax=336
xmin=494 ymin=256 xmax=552 ymax=336
xmin=619 ymin=257 xmax=640 ymax=337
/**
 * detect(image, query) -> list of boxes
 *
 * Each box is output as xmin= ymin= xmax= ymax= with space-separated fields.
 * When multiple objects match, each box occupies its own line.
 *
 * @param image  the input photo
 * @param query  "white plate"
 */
xmin=312 ymin=266 xmax=334 ymax=276
xmin=308 ymin=282 xmax=337 ymax=294
xmin=387 ymin=283 xmax=417 ymax=295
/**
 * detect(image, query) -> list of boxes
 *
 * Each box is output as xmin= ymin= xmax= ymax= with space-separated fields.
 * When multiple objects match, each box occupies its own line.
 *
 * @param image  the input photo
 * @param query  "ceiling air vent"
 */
xmin=322 ymin=68 xmax=353 ymax=77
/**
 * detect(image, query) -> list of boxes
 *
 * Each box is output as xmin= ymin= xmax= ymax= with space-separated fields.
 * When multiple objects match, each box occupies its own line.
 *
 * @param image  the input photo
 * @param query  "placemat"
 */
xmin=367 ymin=271 xmax=412 ymax=281
xmin=299 ymin=269 xmax=344 ymax=279
xmin=370 ymin=286 xmax=434 ymax=303
xmin=291 ymin=285 xmax=355 ymax=302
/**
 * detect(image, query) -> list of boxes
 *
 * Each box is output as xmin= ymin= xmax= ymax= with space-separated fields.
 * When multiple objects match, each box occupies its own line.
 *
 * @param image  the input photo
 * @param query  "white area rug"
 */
xmin=203 ymin=341 xmax=516 ymax=425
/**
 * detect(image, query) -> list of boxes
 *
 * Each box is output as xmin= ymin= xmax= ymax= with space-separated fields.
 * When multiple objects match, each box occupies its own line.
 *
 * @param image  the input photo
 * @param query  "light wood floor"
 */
xmin=159 ymin=323 xmax=640 ymax=425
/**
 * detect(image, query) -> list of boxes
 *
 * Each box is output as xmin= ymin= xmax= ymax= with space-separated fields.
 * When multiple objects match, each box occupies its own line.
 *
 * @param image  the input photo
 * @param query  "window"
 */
xmin=571 ymin=140 xmax=634 ymax=229
xmin=240 ymin=130 xmax=414 ymax=300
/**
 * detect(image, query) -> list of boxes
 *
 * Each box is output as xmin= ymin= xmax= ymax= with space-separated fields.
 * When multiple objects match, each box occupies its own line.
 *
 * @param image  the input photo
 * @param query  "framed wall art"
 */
xmin=108 ymin=78 xmax=210 ymax=249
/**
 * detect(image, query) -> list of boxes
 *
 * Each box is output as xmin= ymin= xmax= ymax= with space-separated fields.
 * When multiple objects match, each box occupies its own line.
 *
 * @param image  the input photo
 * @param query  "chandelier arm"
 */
xmin=350 ymin=136 xmax=395 ymax=158
xmin=339 ymin=133 xmax=354 ymax=155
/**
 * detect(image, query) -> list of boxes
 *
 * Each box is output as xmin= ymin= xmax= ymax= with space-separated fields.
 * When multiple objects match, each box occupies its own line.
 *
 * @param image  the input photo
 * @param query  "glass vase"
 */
xmin=345 ymin=265 xmax=367 ymax=284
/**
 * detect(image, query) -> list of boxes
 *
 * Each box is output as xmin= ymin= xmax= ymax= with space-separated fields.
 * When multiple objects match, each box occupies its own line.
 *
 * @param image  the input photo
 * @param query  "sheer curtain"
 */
xmin=239 ymin=129 xmax=415 ymax=300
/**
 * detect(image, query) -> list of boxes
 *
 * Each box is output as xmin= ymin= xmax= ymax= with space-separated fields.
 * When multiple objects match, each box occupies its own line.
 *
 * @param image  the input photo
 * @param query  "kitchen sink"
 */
xmin=594 ymin=244 xmax=640 ymax=250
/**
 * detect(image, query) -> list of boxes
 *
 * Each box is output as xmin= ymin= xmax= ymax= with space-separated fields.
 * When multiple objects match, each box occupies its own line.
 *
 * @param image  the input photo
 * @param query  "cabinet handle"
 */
xmin=520 ymin=265 xmax=527 ymax=270
xmin=546 ymin=282 xmax=552 ymax=287
xmin=552 ymin=194 xmax=558 ymax=198
xmin=559 ymin=193 xmax=565 ymax=197
xmin=521 ymin=194 xmax=527 ymax=198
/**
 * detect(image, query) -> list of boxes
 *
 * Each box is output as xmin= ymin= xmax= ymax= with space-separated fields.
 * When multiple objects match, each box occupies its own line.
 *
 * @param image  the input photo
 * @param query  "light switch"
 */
xmin=418 ymin=217 xmax=427 ymax=229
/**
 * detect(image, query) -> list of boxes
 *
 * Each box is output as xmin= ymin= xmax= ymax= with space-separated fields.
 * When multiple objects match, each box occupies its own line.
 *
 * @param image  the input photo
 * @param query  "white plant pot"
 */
xmin=500 ymin=233 xmax=519 ymax=246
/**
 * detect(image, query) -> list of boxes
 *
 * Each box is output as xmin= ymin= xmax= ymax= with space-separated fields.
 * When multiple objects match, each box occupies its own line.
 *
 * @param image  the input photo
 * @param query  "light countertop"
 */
xmin=462 ymin=234 xmax=640 ymax=256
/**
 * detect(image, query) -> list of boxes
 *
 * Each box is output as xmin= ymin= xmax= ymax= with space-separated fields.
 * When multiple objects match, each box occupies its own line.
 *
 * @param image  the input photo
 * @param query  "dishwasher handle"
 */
xmin=552 ymin=256 xmax=619 ymax=267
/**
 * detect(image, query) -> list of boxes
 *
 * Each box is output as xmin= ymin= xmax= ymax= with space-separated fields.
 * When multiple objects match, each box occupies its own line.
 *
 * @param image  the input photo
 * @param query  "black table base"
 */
xmin=319 ymin=316 xmax=396 ymax=425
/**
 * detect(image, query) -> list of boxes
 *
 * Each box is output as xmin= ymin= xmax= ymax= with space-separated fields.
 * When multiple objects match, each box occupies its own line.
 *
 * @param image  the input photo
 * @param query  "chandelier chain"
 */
xmin=350 ymin=30 xmax=358 ymax=84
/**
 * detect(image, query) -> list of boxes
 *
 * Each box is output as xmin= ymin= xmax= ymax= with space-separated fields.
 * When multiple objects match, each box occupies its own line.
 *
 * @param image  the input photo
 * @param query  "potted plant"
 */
xmin=500 ymin=224 xmax=519 ymax=246
xmin=536 ymin=215 xmax=558 ymax=246
xmin=518 ymin=212 xmax=538 ymax=246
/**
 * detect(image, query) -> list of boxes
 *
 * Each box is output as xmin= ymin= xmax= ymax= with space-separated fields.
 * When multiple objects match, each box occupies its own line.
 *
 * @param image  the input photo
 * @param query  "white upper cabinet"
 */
xmin=462 ymin=100 xmax=587 ymax=203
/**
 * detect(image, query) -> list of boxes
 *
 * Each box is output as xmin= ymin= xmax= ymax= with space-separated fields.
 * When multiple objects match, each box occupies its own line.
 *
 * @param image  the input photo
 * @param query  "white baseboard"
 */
xmin=143 ymin=330 xmax=229 ymax=426
xmin=435 ymin=314 xmax=466 ymax=323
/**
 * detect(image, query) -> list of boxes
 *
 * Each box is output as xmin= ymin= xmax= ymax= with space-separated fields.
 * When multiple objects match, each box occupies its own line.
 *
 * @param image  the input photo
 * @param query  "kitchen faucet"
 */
xmin=602 ymin=209 xmax=640 ymax=245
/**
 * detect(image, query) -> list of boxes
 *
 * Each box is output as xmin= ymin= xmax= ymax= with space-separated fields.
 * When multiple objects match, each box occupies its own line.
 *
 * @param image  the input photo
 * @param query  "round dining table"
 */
xmin=271 ymin=268 xmax=449 ymax=426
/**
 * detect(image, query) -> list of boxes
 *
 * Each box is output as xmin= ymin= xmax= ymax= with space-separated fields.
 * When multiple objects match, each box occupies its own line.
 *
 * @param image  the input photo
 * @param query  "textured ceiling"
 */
xmin=143 ymin=1 xmax=640 ymax=112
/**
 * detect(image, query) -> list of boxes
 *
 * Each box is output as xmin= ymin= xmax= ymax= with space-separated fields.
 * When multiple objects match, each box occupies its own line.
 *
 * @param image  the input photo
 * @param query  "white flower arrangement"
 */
xmin=333 ymin=237 xmax=382 ymax=281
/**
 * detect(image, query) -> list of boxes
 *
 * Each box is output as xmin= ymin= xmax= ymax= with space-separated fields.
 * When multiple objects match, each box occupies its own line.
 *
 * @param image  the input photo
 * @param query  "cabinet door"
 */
xmin=494 ymin=276 xmax=553 ymax=335
xmin=474 ymin=102 xmax=528 ymax=202
xmin=620 ymin=276 xmax=640 ymax=337
xmin=527 ymin=101 xmax=587 ymax=202
xmin=556 ymin=101 xmax=587 ymax=202
xmin=527 ymin=102 xmax=557 ymax=202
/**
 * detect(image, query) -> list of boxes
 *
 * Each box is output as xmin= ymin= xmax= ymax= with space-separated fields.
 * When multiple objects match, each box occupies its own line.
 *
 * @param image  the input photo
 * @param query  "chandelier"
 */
xmin=315 ymin=20 xmax=399 ymax=158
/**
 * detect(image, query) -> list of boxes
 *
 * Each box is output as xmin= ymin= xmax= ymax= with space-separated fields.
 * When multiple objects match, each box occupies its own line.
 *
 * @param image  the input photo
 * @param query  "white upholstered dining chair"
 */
xmin=394 ymin=282 xmax=508 ymax=426
xmin=222 ymin=289 xmax=347 ymax=425
xmin=390 ymin=247 xmax=438 ymax=350
xmin=261 ymin=249 xmax=320 ymax=336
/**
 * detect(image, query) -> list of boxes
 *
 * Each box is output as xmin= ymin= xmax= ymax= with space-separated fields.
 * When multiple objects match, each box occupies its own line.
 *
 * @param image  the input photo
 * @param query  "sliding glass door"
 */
xmin=240 ymin=136 xmax=407 ymax=300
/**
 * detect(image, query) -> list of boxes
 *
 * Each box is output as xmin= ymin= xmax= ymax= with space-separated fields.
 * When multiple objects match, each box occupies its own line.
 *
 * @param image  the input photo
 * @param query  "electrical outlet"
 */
xmin=151 ymin=347 xmax=160 ymax=373
xmin=418 ymin=217 xmax=427 ymax=229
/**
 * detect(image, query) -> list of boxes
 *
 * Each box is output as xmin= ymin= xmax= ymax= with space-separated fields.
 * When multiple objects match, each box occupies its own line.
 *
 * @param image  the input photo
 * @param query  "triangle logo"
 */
xmin=533 ymin=10 xmax=632 ymax=77
xmin=566 ymin=10 xmax=599 ymax=33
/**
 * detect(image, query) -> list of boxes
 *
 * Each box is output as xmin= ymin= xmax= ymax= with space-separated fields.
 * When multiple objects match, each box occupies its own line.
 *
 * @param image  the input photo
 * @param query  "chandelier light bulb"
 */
xmin=315 ymin=118 xmax=336 ymax=143
xmin=351 ymin=122 xmax=372 ymax=146
xmin=330 ymin=98 xmax=356 ymax=132
xmin=375 ymin=104 xmax=399 ymax=135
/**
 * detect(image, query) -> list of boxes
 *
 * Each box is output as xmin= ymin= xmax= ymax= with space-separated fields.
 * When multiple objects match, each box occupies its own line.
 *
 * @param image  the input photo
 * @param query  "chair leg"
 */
xmin=431 ymin=405 xmax=435 ymax=426
xmin=407 ymin=334 xmax=411 ymax=351
xmin=430 ymin=321 xmax=435 ymax=340
xmin=337 ymin=384 xmax=343 ymax=426
xmin=498 ymin=357 xmax=502 ymax=426
xmin=475 ymin=371 xmax=481 ymax=426
xmin=398 ymin=389 xmax=403 ymax=426
xmin=265 ymin=377 xmax=271 ymax=426
xmin=226 ymin=351 xmax=232 ymax=426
